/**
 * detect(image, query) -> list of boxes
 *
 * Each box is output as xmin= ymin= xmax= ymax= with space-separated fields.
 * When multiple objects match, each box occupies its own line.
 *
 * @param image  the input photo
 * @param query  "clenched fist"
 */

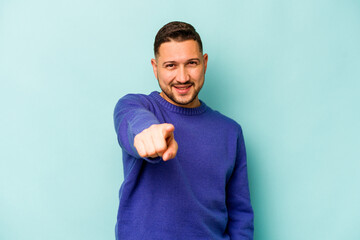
xmin=134 ymin=123 xmax=178 ymax=161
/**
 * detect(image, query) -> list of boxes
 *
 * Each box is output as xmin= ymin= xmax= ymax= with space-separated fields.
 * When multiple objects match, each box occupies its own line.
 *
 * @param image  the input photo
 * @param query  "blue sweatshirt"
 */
xmin=113 ymin=91 xmax=254 ymax=240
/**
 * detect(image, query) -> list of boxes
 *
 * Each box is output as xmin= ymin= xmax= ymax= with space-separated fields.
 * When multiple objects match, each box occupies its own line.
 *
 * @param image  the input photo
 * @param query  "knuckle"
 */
xmin=142 ymin=129 xmax=149 ymax=135
xmin=147 ymin=149 xmax=156 ymax=156
xmin=149 ymin=124 xmax=158 ymax=131
xmin=134 ymin=134 xmax=140 ymax=142
xmin=155 ymin=145 xmax=166 ymax=154
xmin=135 ymin=132 xmax=145 ymax=142
xmin=140 ymin=144 xmax=155 ymax=156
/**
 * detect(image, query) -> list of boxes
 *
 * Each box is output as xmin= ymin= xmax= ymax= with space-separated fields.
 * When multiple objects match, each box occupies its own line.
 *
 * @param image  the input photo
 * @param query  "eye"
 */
xmin=188 ymin=61 xmax=198 ymax=66
xmin=165 ymin=64 xmax=175 ymax=69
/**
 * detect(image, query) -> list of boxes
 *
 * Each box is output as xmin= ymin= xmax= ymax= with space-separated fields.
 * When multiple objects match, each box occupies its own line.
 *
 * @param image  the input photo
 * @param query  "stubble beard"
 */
xmin=158 ymin=80 xmax=203 ymax=107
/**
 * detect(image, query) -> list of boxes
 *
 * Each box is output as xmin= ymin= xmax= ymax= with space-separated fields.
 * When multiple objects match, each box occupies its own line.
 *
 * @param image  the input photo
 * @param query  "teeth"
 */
xmin=175 ymin=86 xmax=189 ymax=89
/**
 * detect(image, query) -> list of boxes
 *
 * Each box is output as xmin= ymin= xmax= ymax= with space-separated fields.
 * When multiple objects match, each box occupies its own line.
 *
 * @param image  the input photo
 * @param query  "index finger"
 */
xmin=161 ymin=123 xmax=175 ymax=139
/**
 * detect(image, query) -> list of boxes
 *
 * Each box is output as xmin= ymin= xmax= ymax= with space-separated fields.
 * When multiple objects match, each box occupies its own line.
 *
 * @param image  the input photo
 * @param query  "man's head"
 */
xmin=154 ymin=21 xmax=203 ymax=59
xmin=151 ymin=21 xmax=208 ymax=108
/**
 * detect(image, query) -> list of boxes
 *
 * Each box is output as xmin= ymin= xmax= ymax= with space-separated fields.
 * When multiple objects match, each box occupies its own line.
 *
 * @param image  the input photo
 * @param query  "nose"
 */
xmin=176 ymin=65 xmax=190 ymax=83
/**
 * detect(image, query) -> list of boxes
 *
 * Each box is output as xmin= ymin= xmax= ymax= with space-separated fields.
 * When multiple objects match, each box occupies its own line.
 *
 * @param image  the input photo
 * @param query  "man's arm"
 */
xmin=113 ymin=94 xmax=177 ymax=162
xmin=226 ymin=128 xmax=254 ymax=240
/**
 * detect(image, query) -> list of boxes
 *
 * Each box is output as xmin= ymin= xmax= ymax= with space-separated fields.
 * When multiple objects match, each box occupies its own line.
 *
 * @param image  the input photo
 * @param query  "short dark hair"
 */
xmin=154 ymin=21 xmax=203 ymax=57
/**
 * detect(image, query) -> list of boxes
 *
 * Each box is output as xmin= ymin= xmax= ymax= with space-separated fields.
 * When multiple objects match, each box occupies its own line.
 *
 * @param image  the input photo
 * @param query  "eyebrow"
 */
xmin=187 ymin=58 xmax=201 ymax=62
xmin=162 ymin=61 xmax=176 ymax=67
xmin=162 ymin=58 xmax=201 ymax=67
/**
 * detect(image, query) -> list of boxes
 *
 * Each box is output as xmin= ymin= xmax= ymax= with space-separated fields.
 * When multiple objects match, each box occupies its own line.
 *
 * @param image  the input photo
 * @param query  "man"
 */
xmin=113 ymin=21 xmax=254 ymax=240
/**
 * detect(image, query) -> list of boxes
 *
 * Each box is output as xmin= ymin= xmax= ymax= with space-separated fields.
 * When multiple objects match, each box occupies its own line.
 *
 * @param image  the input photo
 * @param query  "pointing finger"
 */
xmin=161 ymin=124 xmax=175 ymax=139
xmin=163 ymin=136 xmax=178 ymax=161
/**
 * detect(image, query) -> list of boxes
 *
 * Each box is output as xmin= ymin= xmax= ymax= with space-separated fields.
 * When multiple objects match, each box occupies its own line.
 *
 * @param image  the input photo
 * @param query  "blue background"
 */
xmin=1 ymin=0 xmax=359 ymax=239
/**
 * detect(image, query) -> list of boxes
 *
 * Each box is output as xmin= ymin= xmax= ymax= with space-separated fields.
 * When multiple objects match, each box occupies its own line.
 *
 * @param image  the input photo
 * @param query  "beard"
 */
xmin=159 ymin=81 xmax=203 ymax=106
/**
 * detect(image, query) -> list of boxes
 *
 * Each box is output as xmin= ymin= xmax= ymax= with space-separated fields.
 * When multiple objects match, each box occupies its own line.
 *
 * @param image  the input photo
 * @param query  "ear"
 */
xmin=151 ymin=58 xmax=158 ymax=79
xmin=203 ymin=53 xmax=208 ymax=74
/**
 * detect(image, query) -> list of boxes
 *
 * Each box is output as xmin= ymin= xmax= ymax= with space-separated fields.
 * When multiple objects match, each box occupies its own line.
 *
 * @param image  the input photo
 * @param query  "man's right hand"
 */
xmin=134 ymin=123 xmax=178 ymax=161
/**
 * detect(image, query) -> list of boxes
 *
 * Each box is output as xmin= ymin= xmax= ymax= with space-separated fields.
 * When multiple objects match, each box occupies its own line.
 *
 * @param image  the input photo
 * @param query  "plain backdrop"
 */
xmin=1 ymin=0 xmax=359 ymax=239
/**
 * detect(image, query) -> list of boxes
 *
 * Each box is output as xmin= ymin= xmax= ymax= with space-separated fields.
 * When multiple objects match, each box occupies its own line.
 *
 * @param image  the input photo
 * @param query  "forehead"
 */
xmin=157 ymin=40 xmax=201 ymax=61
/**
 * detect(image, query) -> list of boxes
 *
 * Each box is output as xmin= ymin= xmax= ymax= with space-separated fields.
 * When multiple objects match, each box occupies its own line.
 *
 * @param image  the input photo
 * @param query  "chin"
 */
xmin=160 ymin=86 xmax=199 ymax=107
xmin=173 ymin=94 xmax=198 ymax=106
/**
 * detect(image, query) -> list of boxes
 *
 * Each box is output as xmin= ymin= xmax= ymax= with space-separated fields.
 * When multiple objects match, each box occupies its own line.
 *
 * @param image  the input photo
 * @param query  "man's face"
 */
xmin=151 ymin=40 xmax=208 ymax=108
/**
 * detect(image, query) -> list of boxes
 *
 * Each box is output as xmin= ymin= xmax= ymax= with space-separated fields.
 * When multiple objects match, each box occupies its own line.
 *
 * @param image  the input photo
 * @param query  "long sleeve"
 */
xmin=226 ymin=128 xmax=254 ymax=240
xmin=113 ymin=94 xmax=161 ymax=162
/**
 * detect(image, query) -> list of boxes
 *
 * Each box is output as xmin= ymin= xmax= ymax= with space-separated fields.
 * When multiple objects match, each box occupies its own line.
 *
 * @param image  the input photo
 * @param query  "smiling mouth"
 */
xmin=173 ymin=84 xmax=192 ymax=94
xmin=173 ymin=84 xmax=192 ymax=89
xmin=174 ymin=85 xmax=191 ymax=89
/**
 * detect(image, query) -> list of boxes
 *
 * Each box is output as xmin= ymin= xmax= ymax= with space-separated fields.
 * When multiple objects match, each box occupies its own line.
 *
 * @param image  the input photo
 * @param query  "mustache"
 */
xmin=171 ymin=81 xmax=193 ymax=87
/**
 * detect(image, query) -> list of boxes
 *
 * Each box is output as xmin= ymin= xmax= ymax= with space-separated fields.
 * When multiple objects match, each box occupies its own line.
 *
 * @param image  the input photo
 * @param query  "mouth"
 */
xmin=173 ymin=84 xmax=192 ymax=95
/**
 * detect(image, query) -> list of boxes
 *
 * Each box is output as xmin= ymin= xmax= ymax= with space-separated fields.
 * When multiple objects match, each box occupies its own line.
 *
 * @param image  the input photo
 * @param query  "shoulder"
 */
xmin=206 ymin=106 xmax=244 ymax=135
xmin=114 ymin=92 xmax=157 ymax=110
xmin=116 ymin=92 xmax=152 ymax=105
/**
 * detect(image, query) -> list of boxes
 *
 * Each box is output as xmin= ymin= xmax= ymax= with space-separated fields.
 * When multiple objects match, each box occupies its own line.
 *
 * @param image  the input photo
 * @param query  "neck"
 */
xmin=160 ymin=92 xmax=201 ymax=108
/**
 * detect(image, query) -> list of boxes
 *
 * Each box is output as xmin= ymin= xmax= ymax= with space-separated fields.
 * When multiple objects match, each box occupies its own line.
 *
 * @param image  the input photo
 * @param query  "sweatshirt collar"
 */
xmin=150 ymin=91 xmax=208 ymax=115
